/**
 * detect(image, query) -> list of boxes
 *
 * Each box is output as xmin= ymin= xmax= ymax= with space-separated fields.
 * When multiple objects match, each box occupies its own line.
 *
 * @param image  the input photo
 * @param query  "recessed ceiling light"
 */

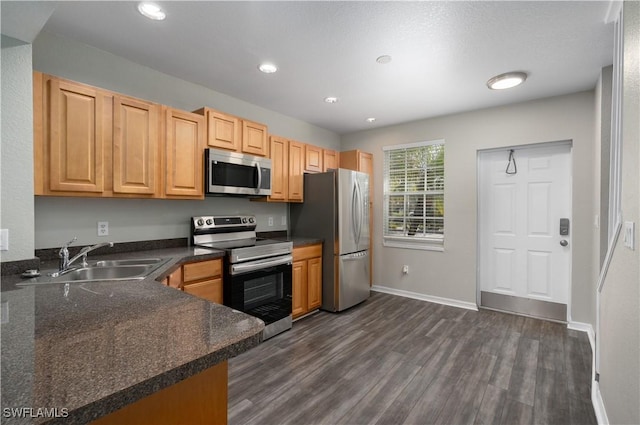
xmin=258 ymin=63 xmax=278 ymax=74
xmin=137 ymin=2 xmax=166 ymax=20
xmin=366 ymin=117 xmax=376 ymax=123
xmin=376 ymin=55 xmax=392 ymax=64
xmin=487 ymin=72 xmax=528 ymax=90
xmin=324 ymin=97 xmax=339 ymax=104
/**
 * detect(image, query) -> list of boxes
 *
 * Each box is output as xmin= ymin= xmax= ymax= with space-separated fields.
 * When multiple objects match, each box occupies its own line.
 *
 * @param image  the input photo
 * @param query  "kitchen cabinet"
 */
xmin=35 ymin=73 xmax=111 ymax=196
xmin=288 ymin=140 xmax=305 ymax=202
xmin=194 ymin=107 xmax=269 ymax=157
xmin=340 ymin=149 xmax=374 ymax=286
xmin=323 ymin=149 xmax=339 ymax=171
xmin=91 ymin=361 xmax=227 ymax=425
xmin=267 ymin=135 xmax=289 ymax=201
xmin=292 ymin=243 xmax=322 ymax=319
xmin=164 ymin=108 xmax=205 ymax=199
xmin=34 ymin=72 xmax=203 ymax=199
xmin=304 ymin=144 xmax=323 ymax=173
xmin=165 ymin=258 xmax=223 ymax=304
xmin=113 ymin=95 xmax=161 ymax=195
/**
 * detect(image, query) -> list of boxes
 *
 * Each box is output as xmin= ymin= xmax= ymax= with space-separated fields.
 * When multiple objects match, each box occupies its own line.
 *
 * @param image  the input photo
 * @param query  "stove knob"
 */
xmin=249 ymin=217 xmax=255 ymax=224
xmin=206 ymin=219 xmax=213 ymax=225
xmin=196 ymin=219 xmax=204 ymax=226
xmin=242 ymin=217 xmax=248 ymax=224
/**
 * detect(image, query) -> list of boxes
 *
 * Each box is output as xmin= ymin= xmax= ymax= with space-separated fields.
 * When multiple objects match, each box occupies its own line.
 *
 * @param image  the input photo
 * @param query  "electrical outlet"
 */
xmin=281 ymin=215 xmax=287 ymax=226
xmin=0 ymin=229 xmax=8 ymax=251
xmin=402 ymin=265 xmax=409 ymax=274
xmin=97 ymin=221 xmax=109 ymax=237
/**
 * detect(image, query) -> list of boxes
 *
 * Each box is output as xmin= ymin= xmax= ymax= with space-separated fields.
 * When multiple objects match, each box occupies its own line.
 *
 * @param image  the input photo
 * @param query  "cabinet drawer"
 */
xmin=293 ymin=244 xmax=322 ymax=261
xmin=183 ymin=278 xmax=223 ymax=304
xmin=183 ymin=259 xmax=222 ymax=282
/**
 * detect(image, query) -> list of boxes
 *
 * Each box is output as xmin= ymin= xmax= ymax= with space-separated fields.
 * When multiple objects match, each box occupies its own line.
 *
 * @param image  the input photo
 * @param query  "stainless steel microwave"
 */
xmin=205 ymin=148 xmax=272 ymax=196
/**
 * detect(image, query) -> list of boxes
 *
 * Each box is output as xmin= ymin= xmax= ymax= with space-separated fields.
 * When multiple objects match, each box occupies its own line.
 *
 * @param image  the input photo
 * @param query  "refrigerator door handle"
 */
xmin=355 ymin=179 xmax=363 ymax=243
xmin=351 ymin=182 xmax=359 ymax=244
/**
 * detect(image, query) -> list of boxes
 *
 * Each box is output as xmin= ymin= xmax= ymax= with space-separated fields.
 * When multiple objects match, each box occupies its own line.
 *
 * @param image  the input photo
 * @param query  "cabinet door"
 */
xmin=241 ymin=120 xmax=268 ymax=156
xmin=113 ymin=95 xmax=159 ymax=195
xmin=305 ymin=144 xmax=323 ymax=173
xmin=206 ymin=109 xmax=241 ymax=151
xmin=165 ymin=109 xmax=204 ymax=198
xmin=292 ymin=260 xmax=307 ymax=319
xmin=323 ymin=149 xmax=339 ymax=171
xmin=358 ymin=151 xmax=373 ymax=177
xmin=288 ymin=141 xmax=304 ymax=202
xmin=48 ymin=78 xmax=106 ymax=193
xmin=183 ymin=278 xmax=223 ymax=304
xmin=307 ymin=257 xmax=322 ymax=311
xmin=268 ymin=136 xmax=288 ymax=201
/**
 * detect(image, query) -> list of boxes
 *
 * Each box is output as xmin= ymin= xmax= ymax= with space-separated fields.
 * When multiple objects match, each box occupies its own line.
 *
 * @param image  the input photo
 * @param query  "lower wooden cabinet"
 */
xmin=292 ymin=244 xmax=322 ymax=319
xmin=91 ymin=361 xmax=227 ymax=425
xmin=164 ymin=258 xmax=223 ymax=304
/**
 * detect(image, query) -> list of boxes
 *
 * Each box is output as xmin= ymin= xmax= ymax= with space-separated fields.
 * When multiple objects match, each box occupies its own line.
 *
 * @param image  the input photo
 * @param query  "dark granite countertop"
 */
xmin=0 ymin=246 xmax=263 ymax=425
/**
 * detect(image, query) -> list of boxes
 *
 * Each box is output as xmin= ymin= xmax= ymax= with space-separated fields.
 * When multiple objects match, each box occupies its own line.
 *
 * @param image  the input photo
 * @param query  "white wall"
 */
xmin=342 ymin=91 xmax=597 ymax=324
xmin=598 ymin=2 xmax=640 ymax=423
xmin=1 ymin=36 xmax=34 ymax=262
xmin=27 ymin=31 xmax=340 ymax=250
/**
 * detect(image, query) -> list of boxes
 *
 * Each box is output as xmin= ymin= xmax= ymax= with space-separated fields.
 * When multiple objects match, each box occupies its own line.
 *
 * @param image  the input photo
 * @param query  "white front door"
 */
xmin=478 ymin=143 xmax=572 ymax=320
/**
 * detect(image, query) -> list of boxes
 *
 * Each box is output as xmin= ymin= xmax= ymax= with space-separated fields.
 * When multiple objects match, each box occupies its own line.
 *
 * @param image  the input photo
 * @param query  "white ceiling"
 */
xmin=3 ymin=1 xmax=614 ymax=134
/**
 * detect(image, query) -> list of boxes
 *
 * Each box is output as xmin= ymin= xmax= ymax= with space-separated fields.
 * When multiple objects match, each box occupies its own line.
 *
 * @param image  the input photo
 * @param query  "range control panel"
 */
xmin=192 ymin=215 xmax=256 ymax=232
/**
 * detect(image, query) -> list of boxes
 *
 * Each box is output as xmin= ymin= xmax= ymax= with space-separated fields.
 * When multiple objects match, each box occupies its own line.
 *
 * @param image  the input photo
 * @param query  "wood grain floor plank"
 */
xmin=227 ymin=292 xmax=595 ymax=425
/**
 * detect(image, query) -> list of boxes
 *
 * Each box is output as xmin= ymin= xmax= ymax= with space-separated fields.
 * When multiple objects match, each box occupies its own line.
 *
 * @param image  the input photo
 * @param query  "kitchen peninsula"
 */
xmin=0 ymin=247 xmax=264 ymax=425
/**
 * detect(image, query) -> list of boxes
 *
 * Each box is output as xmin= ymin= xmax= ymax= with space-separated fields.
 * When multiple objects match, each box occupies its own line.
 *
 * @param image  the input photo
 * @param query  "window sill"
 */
xmin=383 ymin=238 xmax=444 ymax=252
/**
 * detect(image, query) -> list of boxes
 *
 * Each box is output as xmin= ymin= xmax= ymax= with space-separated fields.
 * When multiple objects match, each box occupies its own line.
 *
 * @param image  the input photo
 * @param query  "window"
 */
xmin=383 ymin=140 xmax=444 ymax=251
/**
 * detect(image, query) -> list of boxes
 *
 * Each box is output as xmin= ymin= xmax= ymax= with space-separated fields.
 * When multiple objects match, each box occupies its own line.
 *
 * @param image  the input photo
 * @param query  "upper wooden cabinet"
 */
xmin=268 ymin=135 xmax=289 ymax=201
xmin=34 ymin=73 xmax=205 ymax=199
xmin=41 ymin=76 xmax=110 ymax=195
xmin=304 ymin=144 xmax=323 ymax=173
xmin=113 ymin=95 xmax=160 ymax=195
xmin=288 ymin=140 xmax=305 ymax=202
xmin=265 ymin=135 xmax=304 ymax=203
xmin=323 ymin=149 xmax=339 ymax=171
xmin=164 ymin=108 xmax=205 ymax=199
xmin=340 ymin=150 xmax=372 ymax=176
xmin=194 ymin=107 xmax=268 ymax=157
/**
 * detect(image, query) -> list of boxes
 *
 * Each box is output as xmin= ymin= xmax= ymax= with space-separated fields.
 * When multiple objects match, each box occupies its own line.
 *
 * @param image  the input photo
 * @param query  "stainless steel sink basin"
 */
xmin=93 ymin=258 xmax=164 ymax=267
xmin=18 ymin=258 xmax=171 ymax=285
xmin=50 ymin=265 xmax=153 ymax=282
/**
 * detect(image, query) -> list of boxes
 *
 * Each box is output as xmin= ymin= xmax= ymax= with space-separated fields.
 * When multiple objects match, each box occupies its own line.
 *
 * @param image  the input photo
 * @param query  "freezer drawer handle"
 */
xmin=343 ymin=251 xmax=369 ymax=260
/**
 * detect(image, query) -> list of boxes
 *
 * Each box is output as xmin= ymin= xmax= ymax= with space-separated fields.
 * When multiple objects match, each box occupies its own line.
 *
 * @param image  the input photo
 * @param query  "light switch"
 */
xmin=624 ymin=221 xmax=635 ymax=250
xmin=0 ymin=229 xmax=8 ymax=251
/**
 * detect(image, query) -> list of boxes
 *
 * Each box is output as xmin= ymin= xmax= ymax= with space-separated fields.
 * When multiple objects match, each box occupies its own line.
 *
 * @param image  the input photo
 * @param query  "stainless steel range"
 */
xmin=191 ymin=215 xmax=293 ymax=339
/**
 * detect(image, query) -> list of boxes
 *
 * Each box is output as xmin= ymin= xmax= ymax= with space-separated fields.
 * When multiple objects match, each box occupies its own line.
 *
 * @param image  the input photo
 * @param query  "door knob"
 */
xmin=560 ymin=239 xmax=568 ymax=247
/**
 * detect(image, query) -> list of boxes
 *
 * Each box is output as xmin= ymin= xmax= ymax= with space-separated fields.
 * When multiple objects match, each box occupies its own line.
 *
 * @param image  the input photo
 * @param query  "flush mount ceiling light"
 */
xmin=376 ymin=55 xmax=392 ymax=64
xmin=324 ymin=97 xmax=339 ymax=104
xmin=487 ymin=72 xmax=528 ymax=90
xmin=366 ymin=117 xmax=376 ymax=123
xmin=258 ymin=63 xmax=278 ymax=74
xmin=137 ymin=2 xmax=166 ymax=20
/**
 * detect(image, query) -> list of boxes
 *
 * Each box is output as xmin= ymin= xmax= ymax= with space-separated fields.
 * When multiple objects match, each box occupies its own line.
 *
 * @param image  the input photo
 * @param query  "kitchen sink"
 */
xmin=92 ymin=258 xmax=165 ymax=267
xmin=18 ymin=258 xmax=171 ymax=285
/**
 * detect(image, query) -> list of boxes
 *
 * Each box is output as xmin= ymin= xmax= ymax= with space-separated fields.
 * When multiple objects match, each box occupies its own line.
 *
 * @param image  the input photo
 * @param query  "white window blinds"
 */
xmin=383 ymin=140 xmax=445 ymax=250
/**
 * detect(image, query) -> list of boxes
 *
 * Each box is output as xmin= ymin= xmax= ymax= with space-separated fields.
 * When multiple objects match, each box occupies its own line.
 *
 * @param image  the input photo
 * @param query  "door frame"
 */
xmin=476 ymin=140 xmax=574 ymax=322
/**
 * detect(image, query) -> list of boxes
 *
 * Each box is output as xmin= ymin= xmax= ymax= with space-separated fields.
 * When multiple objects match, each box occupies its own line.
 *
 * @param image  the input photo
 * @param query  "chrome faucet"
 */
xmin=55 ymin=238 xmax=114 ymax=276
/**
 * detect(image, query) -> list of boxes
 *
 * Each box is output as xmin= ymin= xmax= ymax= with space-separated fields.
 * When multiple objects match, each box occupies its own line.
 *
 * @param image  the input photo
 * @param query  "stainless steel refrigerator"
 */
xmin=290 ymin=169 xmax=370 ymax=312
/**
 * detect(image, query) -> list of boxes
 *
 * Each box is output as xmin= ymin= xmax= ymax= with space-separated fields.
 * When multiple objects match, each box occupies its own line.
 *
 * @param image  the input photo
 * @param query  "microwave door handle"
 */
xmin=256 ymin=163 xmax=262 ymax=193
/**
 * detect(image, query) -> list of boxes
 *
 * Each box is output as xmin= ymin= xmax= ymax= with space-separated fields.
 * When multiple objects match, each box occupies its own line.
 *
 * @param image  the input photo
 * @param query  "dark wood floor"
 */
xmin=228 ymin=292 xmax=596 ymax=425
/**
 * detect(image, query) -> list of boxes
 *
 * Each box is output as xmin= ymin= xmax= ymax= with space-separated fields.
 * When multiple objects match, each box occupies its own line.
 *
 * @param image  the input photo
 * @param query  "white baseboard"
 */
xmin=371 ymin=285 xmax=478 ymax=311
xmin=592 ymin=381 xmax=610 ymax=425
xmin=568 ymin=321 xmax=595 ymax=352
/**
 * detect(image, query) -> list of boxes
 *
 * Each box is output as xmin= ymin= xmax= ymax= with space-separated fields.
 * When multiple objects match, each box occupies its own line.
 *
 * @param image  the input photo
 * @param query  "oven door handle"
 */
xmin=231 ymin=254 xmax=293 ymax=275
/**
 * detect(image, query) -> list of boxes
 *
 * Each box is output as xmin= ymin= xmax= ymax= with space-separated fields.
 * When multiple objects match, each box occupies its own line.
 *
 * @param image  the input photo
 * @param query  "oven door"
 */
xmin=205 ymin=148 xmax=271 ymax=196
xmin=224 ymin=256 xmax=292 ymax=326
